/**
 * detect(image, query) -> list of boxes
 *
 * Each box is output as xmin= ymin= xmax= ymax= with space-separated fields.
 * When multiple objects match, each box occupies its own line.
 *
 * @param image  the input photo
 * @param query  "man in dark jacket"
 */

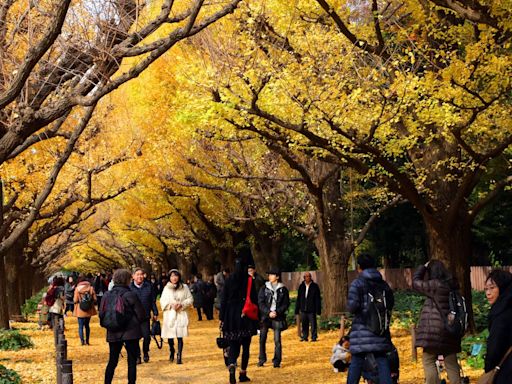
xmin=102 ymin=269 xmax=146 ymax=384
xmin=248 ymin=264 xmax=266 ymax=297
xmin=190 ymin=273 xmax=206 ymax=321
xmin=295 ymin=272 xmax=321 ymax=342
xmin=347 ymin=254 xmax=394 ymax=384
xmin=257 ymin=266 xmax=290 ymax=368
xmin=130 ymin=268 xmax=158 ymax=364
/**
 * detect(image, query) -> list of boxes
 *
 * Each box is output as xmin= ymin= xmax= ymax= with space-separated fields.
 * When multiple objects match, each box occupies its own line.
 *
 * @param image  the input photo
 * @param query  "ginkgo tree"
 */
xmin=199 ymin=0 xmax=512 ymax=324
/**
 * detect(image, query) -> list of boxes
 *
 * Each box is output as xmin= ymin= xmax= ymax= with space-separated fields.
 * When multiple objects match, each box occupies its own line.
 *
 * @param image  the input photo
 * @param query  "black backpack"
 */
xmin=364 ymin=280 xmax=391 ymax=336
xmin=99 ymin=290 xmax=129 ymax=332
xmin=446 ymin=290 xmax=468 ymax=338
xmin=79 ymin=291 xmax=94 ymax=311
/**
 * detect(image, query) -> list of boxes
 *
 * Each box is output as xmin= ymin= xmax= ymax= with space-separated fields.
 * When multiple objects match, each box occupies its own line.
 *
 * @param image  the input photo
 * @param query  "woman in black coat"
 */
xmin=219 ymin=257 xmax=259 ymax=384
xmin=484 ymin=269 xmax=512 ymax=384
xmin=103 ymin=269 xmax=146 ymax=384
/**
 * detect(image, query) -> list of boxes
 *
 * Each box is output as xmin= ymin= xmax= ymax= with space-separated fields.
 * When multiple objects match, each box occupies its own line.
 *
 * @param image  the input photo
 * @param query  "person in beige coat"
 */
xmin=73 ymin=276 xmax=97 ymax=345
xmin=160 ymin=269 xmax=193 ymax=364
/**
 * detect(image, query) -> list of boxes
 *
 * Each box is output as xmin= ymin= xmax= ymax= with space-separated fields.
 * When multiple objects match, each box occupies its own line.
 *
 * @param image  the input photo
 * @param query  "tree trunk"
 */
xmin=312 ymin=166 xmax=352 ymax=318
xmin=0 ymin=255 xmax=10 ymax=328
xmin=424 ymin=218 xmax=475 ymax=331
xmin=314 ymin=230 xmax=351 ymax=317
xmin=251 ymin=234 xmax=282 ymax=277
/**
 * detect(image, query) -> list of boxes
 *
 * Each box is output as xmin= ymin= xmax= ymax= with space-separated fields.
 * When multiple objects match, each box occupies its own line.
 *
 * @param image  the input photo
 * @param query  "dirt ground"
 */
xmin=1 ymin=312 xmax=483 ymax=383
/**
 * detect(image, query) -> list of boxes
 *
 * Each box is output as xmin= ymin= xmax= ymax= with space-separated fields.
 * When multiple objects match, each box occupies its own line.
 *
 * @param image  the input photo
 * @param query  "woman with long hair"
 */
xmin=220 ymin=255 xmax=259 ymax=383
xmin=160 ymin=269 xmax=193 ymax=364
xmin=483 ymin=269 xmax=512 ymax=384
xmin=413 ymin=259 xmax=462 ymax=384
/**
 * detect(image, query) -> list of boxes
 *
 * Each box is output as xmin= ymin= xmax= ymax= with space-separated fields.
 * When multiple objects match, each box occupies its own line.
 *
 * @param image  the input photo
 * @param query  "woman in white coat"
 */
xmin=160 ymin=269 xmax=193 ymax=364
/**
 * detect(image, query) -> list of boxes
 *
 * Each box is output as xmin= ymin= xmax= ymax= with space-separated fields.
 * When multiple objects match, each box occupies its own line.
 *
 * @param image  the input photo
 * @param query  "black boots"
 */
xmin=169 ymin=340 xmax=175 ymax=362
xmin=228 ymin=364 xmax=236 ymax=384
xmin=239 ymin=371 xmax=251 ymax=382
xmin=176 ymin=353 xmax=182 ymax=364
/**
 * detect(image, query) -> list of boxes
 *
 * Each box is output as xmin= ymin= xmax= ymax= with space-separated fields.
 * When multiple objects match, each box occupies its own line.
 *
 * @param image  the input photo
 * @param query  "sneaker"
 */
xmin=273 ymin=363 xmax=280 ymax=368
xmin=143 ymin=354 xmax=149 ymax=363
xmin=257 ymin=361 xmax=265 ymax=367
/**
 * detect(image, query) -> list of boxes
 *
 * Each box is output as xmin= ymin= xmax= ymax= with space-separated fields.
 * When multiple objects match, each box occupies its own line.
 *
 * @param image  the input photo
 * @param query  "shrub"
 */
xmin=0 ymin=365 xmax=21 ymax=384
xmin=0 ymin=330 xmax=33 ymax=351
xmin=21 ymin=289 xmax=45 ymax=318
xmin=461 ymin=329 xmax=488 ymax=369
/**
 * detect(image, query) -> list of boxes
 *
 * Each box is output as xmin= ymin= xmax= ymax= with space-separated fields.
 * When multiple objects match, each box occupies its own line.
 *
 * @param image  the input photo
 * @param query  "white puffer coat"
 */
xmin=160 ymin=282 xmax=193 ymax=339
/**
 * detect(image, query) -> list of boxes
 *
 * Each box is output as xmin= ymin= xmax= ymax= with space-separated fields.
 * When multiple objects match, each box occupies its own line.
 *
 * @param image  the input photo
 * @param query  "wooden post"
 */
xmin=339 ymin=314 xmax=345 ymax=337
xmin=410 ymin=324 xmax=417 ymax=362
xmin=61 ymin=359 xmax=73 ymax=384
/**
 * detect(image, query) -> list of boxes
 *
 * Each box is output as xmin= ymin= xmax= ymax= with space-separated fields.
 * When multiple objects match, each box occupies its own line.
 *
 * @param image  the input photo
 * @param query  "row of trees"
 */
xmin=1 ymin=0 xmax=511 ymax=326
xmin=0 ymin=0 xmax=243 ymax=329
xmin=90 ymin=0 xmax=510 ymax=319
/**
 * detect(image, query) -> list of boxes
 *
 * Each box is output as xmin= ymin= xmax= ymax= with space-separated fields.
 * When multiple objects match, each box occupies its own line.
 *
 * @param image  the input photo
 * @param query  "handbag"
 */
xmin=477 ymin=346 xmax=512 ymax=384
xmin=150 ymin=320 xmax=163 ymax=349
xmin=216 ymin=331 xmax=229 ymax=349
xmin=242 ymin=277 xmax=259 ymax=320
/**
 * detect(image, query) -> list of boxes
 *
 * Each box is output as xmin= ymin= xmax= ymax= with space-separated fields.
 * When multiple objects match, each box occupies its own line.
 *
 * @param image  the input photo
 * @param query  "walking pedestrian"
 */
xmin=64 ymin=275 xmax=76 ymax=316
xmin=413 ymin=260 xmax=463 ymax=384
xmin=220 ymin=256 xmax=259 ymax=383
xmin=102 ymin=269 xmax=146 ymax=384
xmin=215 ymin=268 xmax=229 ymax=310
xmin=203 ymin=275 xmax=217 ymax=320
xmin=130 ymin=267 xmax=158 ymax=364
xmin=46 ymin=276 xmax=65 ymax=328
xmin=346 ymin=254 xmax=394 ymax=384
xmin=160 ymin=269 xmax=194 ymax=364
xmin=190 ymin=273 xmax=206 ymax=321
xmin=73 ymin=275 xmax=97 ymax=345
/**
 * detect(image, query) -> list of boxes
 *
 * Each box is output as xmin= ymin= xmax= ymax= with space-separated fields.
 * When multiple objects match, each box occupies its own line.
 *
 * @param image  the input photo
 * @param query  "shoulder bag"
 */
xmin=241 ymin=277 xmax=259 ymax=320
xmin=477 ymin=346 xmax=512 ymax=384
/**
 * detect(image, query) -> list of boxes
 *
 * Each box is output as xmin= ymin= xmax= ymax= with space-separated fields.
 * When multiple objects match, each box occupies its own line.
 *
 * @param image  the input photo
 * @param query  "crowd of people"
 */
xmin=39 ymin=253 xmax=512 ymax=384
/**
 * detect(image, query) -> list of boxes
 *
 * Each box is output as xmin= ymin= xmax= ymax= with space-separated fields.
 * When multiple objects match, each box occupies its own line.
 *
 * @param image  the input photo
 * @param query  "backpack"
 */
xmin=99 ymin=290 xmax=129 ymax=332
xmin=44 ymin=287 xmax=57 ymax=307
xmin=445 ymin=290 xmax=468 ymax=338
xmin=364 ymin=280 xmax=391 ymax=336
xmin=79 ymin=291 xmax=94 ymax=311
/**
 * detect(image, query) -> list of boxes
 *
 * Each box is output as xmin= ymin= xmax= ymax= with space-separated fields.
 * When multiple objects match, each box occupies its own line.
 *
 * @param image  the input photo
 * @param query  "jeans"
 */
xmin=347 ymin=352 xmax=392 ymax=384
xmin=139 ymin=320 xmax=151 ymax=357
xmin=105 ymin=339 xmax=139 ymax=384
xmin=65 ymin=303 xmax=74 ymax=315
xmin=227 ymin=336 xmax=252 ymax=370
xmin=422 ymin=351 xmax=461 ymax=384
xmin=77 ymin=317 xmax=91 ymax=343
xmin=300 ymin=312 xmax=317 ymax=340
xmin=259 ymin=320 xmax=283 ymax=365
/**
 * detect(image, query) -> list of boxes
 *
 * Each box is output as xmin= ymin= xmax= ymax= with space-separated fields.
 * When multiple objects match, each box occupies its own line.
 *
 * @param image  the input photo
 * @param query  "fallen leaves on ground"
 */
xmin=0 ymin=314 xmax=483 ymax=383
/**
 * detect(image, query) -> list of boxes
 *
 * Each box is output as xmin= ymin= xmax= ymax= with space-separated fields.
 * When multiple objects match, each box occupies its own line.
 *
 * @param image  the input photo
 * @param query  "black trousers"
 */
xmin=227 ymin=336 xmax=252 ymax=371
xmin=105 ymin=339 xmax=139 ymax=384
xmin=300 ymin=312 xmax=318 ymax=341
xmin=203 ymin=301 xmax=214 ymax=320
xmin=195 ymin=307 xmax=203 ymax=321
xmin=139 ymin=320 xmax=151 ymax=357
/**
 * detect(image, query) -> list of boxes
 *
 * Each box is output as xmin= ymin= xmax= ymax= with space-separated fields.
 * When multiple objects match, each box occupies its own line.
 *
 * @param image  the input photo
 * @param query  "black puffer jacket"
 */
xmin=412 ymin=265 xmax=461 ymax=354
xmin=347 ymin=268 xmax=394 ymax=354
xmin=104 ymin=285 xmax=146 ymax=343
xmin=485 ymin=283 xmax=512 ymax=384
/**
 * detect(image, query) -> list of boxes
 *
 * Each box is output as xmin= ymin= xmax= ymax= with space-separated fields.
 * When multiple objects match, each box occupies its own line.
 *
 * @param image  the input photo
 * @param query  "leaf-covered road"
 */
xmin=3 ymin=313 xmax=482 ymax=383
